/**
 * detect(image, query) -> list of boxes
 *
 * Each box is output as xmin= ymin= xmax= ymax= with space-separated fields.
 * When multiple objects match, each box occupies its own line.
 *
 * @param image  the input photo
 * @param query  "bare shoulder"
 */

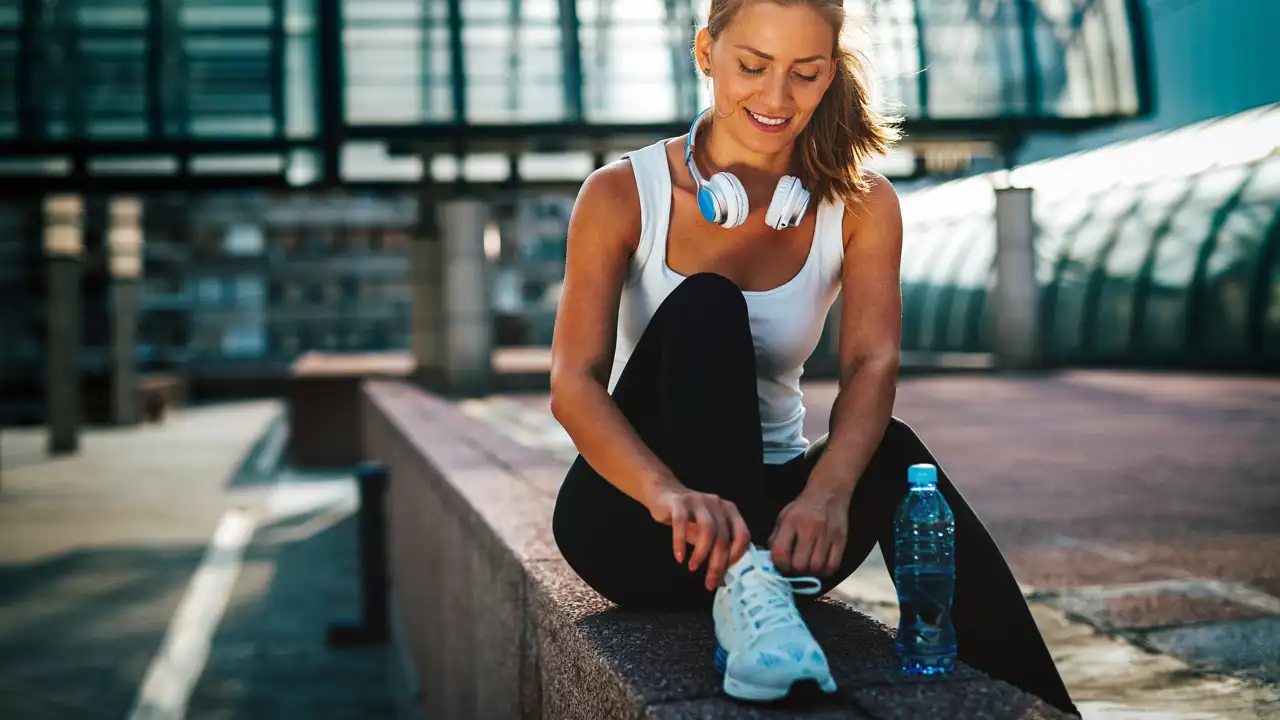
xmin=840 ymin=171 xmax=903 ymax=252
xmin=572 ymin=158 xmax=643 ymax=256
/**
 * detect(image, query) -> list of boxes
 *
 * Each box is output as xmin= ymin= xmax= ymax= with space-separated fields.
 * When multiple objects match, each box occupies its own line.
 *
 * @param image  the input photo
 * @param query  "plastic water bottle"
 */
xmin=893 ymin=463 xmax=957 ymax=675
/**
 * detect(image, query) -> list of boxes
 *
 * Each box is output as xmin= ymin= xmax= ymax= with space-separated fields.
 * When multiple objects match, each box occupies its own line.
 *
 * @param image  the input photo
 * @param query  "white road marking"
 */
xmin=254 ymin=418 xmax=288 ymax=475
xmin=126 ymin=510 xmax=258 ymax=720
xmin=125 ymin=415 xmax=311 ymax=720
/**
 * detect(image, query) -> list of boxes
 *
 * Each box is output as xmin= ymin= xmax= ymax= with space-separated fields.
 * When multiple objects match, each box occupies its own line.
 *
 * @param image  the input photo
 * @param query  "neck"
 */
xmin=699 ymin=114 xmax=796 ymax=187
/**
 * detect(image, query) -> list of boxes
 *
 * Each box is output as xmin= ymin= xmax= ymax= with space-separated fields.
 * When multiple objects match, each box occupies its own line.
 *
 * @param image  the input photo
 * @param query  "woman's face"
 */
xmin=697 ymin=2 xmax=837 ymax=155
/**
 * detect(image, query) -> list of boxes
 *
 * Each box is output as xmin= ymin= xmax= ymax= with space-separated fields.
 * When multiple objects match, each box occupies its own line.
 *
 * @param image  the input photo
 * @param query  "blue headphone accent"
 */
xmin=683 ymin=108 xmax=811 ymax=230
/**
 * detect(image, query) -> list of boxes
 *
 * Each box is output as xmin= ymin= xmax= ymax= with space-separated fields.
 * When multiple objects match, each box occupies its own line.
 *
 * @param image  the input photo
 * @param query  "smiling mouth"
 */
xmin=746 ymin=108 xmax=790 ymax=127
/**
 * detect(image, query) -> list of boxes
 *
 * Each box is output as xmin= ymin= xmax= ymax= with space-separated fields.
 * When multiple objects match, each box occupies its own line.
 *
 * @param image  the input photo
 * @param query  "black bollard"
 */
xmin=327 ymin=461 xmax=392 ymax=648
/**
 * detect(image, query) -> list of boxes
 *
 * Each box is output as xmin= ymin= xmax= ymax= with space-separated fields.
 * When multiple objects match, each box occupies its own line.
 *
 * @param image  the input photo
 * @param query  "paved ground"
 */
xmin=0 ymin=403 xmax=398 ymax=720
xmin=1 ymin=372 xmax=1276 ymax=720
xmin=459 ymin=370 xmax=1280 ymax=720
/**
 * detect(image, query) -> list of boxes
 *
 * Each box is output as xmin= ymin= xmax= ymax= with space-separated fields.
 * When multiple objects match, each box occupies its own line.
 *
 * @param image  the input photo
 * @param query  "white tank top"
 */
xmin=606 ymin=139 xmax=846 ymax=464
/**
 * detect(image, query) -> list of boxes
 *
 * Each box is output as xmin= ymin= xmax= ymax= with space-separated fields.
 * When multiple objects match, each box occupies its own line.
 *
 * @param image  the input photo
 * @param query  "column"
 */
xmin=993 ymin=185 xmax=1043 ymax=370
xmin=44 ymin=195 xmax=84 ymax=455
xmin=439 ymin=198 xmax=493 ymax=396
xmin=108 ymin=197 xmax=144 ymax=425
xmin=409 ymin=193 xmax=446 ymax=390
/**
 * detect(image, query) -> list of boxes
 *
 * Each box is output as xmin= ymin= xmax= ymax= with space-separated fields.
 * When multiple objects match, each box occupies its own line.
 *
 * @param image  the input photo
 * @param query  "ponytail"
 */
xmin=798 ymin=44 xmax=901 ymax=206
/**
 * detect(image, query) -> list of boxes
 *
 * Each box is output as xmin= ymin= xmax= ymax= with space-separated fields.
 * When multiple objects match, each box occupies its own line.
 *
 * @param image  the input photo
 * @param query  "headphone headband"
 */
xmin=684 ymin=109 xmax=713 ymax=187
xmin=683 ymin=107 xmax=811 ymax=230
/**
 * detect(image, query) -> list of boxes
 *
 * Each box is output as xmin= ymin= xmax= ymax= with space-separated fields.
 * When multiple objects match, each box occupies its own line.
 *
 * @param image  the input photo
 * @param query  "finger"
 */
xmin=688 ymin=505 xmax=715 ymax=572
xmin=727 ymin=506 xmax=751 ymax=567
xmin=771 ymin=520 xmax=797 ymax=573
xmin=791 ymin=525 xmax=817 ymax=574
xmin=824 ymin=531 xmax=846 ymax=577
xmin=705 ymin=510 xmax=732 ymax=590
xmin=671 ymin=503 xmax=689 ymax=564
xmin=808 ymin=532 xmax=831 ymax=577
xmin=768 ymin=503 xmax=790 ymax=548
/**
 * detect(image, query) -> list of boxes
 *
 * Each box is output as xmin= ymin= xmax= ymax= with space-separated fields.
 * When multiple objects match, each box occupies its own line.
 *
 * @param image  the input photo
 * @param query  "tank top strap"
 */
xmin=620 ymin=140 xmax=673 ymax=283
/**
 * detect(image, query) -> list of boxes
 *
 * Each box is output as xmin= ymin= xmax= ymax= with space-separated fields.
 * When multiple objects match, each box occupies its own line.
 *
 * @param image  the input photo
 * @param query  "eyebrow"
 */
xmin=735 ymin=45 xmax=826 ymax=64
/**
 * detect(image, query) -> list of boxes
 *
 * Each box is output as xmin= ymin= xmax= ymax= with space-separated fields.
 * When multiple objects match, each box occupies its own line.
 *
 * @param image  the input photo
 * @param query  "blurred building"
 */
xmin=886 ymin=105 xmax=1278 ymax=371
xmin=3 ymin=0 xmax=1273 ymax=427
xmin=1020 ymin=0 xmax=1279 ymax=161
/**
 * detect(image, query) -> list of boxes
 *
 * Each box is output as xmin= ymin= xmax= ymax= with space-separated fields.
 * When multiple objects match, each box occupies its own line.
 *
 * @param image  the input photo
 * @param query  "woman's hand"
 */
xmin=769 ymin=484 xmax=850 ymax=577
xmin=648 ymin=485 xmax=751 ymax=591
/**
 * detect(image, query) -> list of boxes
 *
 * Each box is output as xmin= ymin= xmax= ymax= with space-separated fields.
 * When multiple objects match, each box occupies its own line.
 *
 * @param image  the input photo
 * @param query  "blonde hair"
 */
xmin=702 ymin=0 xmax=901 ymax=206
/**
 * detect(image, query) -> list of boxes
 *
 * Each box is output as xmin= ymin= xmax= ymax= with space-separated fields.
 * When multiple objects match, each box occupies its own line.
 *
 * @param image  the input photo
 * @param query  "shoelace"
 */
xmin=736 ymin=565 xmax=823 ymax=633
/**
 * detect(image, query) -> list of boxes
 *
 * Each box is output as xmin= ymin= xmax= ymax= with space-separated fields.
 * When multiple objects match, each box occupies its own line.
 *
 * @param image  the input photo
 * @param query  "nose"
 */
xmin=760 ymin=69 xmax=792 ymax=112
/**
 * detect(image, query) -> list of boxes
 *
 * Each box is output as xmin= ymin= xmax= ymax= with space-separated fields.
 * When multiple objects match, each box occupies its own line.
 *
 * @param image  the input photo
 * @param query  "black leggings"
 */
xmin=551 ymin=273 xmax=1076 ymax=715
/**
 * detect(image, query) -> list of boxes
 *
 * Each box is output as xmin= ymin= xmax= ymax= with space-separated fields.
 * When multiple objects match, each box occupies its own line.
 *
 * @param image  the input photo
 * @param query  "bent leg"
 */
xmin=773 ymin=421 xmax=1077 ymax=715
xmin=552 ymin=273 xmax=771 ymax=611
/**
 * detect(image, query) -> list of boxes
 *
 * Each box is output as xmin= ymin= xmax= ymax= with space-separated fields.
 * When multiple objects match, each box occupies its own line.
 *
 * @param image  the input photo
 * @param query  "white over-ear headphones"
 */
xmin=684 ymin=108 xmax=811 ymax=230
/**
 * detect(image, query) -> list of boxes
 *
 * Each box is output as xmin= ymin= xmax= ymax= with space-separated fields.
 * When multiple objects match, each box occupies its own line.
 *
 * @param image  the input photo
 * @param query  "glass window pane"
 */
xmin=900 ymin=225 xmax=954 ymax=351
xmin=944 ymin=225 xmax=996 ymax=351
xmin=1092 ymin=177 xmax=1193 ymax=355
xmin=1264 ymin=233 xmax=1280 ymax=359
xmin=916 ymin=0 xmax=1028 ymax=118
xmin=1050 ymin=188 xmax=1140 ymax=355
xmin=1142 ymin=166 xmax=1251 ymax=355
xmin=1201 ymin=193 xmax=1278 ymax=355
xmin=580 ymin=7 xmax=696 ymax=123
xmin=1033 ymin=190 xmax=1096 ymax=285
xmin=919 ymin=222 xmax=986 ymax=351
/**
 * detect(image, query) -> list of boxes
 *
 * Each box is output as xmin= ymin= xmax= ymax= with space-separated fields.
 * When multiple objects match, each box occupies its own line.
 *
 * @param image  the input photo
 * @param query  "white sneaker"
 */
xmin=712 ymin=545 xmax=838 ymax=701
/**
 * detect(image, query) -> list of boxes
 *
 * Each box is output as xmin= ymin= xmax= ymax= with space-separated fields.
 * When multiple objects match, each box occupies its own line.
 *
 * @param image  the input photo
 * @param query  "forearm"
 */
xmin=807 ymin=354 xmax=900 ymax=497
xmin=550 ymin=374 xmax=682 ymax=511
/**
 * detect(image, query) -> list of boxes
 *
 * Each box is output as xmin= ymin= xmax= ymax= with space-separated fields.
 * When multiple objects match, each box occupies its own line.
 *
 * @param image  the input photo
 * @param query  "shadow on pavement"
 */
xmin=0 ymin=545 xmax=208 ymax=719
xmin=0 ymin=500 xmax=400 ymax=719
xmin=186 ymin=508 xmax=400 ymax=719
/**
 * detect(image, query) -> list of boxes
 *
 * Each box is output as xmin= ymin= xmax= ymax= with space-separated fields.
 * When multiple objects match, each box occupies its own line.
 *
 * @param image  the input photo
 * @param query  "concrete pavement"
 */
xmin=0 ymin=402 xmax=398 ymax=720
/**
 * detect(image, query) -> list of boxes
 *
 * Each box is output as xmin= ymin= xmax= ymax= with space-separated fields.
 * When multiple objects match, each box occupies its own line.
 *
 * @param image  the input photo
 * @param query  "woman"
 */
xmin=548 ymin=0 xmax=1077 ymax=714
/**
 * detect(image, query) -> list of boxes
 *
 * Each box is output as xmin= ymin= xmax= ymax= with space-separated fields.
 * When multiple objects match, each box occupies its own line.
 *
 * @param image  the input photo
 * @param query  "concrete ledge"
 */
xmin=361 ymin=380 xmax=1069 ymax=719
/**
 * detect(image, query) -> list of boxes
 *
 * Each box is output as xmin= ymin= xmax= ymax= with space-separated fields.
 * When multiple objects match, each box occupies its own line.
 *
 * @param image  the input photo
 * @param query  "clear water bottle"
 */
xmin=893 ymin=463 xmax=957 ymax=675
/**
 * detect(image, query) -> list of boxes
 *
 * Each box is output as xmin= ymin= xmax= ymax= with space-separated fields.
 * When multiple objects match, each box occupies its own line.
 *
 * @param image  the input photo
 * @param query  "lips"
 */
xmin=745 ymin=108 xmax=791 ymax=133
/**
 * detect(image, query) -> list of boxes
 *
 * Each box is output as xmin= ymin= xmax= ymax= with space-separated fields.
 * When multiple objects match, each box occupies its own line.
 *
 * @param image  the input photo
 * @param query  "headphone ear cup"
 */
xmin=713 ymin=172 xmax=748 ymax=228
xmin=765 ymin=176 xmax=794 ymax=230
xmin=711 ymin=170 xmax=747 ymax=226
xmin=697 ymin=185 xmax=724 ymax=224
xmin=766 ymin=175 xmax=811 ymax=230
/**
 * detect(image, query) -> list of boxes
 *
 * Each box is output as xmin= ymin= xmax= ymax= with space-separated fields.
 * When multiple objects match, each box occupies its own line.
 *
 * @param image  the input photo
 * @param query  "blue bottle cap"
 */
xmin=908 ymin=464 xmax=937 ymax=487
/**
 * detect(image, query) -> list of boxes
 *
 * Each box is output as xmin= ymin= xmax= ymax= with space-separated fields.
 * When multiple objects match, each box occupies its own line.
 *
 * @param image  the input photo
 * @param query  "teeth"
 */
xmin=748 ymin=110 xmax=787 ymax=126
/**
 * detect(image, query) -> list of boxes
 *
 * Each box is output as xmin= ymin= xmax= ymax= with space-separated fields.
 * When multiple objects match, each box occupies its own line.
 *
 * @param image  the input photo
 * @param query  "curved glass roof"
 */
xmin=2 ymin=0 xmax=1149 ymax=145
xmin=889 ymin=103 xmax=1280 ymax=366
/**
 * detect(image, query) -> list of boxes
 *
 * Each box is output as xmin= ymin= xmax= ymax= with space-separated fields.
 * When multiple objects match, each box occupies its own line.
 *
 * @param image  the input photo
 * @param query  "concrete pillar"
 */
xmin=44 ymin=195 xmax=84 ymax=455
xmin=439 ymin=199 xmax=493 ymax=395
xmin=108 ymin=197 xmax=144 ymax=425
xmin=409 ymin=198 xmax=446 ymax=389
xmin=993 ymin=186 xmax=1043 ymax=370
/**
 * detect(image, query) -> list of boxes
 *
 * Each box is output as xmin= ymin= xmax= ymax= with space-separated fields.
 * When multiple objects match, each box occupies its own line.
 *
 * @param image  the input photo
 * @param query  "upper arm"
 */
xmin=837 ymin=173 xmax=904 ymax=382
xmin=550 ymin=160 xmax=642 ymax=390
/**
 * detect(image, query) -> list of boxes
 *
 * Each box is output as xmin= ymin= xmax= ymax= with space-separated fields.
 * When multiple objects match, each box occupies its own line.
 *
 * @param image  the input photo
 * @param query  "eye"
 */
xmin=737 ymin=60 xmax=765 ymax=75
xmin=794 ymin=72 xmax=819 ymax=83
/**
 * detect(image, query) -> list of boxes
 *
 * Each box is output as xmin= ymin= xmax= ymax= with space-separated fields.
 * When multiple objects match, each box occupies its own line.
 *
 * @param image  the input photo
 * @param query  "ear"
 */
xmin=694 ymin=28 xmax=714 ymax=76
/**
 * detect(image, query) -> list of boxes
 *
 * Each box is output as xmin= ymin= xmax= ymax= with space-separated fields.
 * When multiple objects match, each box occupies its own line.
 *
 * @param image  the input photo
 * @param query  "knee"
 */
xmin=882 ymin=417 xmax=920 ymax=449
xmin=665 ymin=272 xmax=747 ymax=320
xmin=864 ymin=417 xmax=932 ymax=485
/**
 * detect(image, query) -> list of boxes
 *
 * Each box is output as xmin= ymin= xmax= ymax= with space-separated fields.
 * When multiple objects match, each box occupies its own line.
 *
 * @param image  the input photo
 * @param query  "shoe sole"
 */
xmin=714 ymin=645 xmax=838 ymax=702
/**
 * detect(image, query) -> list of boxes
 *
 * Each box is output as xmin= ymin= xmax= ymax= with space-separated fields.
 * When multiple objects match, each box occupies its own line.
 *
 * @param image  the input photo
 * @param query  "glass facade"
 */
xmin=877 ymin=103 xmax=1280 ymax=369
xmin=3 ymin=0 xmax=1148 ymax=145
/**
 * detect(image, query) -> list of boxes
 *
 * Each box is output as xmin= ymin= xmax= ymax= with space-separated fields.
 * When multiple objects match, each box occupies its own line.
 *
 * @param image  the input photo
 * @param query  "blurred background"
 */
xmin=0 ymin=2 xmax=1277 ymax=719
xmin=0 ymin=0 xmax=1275 ymax=420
